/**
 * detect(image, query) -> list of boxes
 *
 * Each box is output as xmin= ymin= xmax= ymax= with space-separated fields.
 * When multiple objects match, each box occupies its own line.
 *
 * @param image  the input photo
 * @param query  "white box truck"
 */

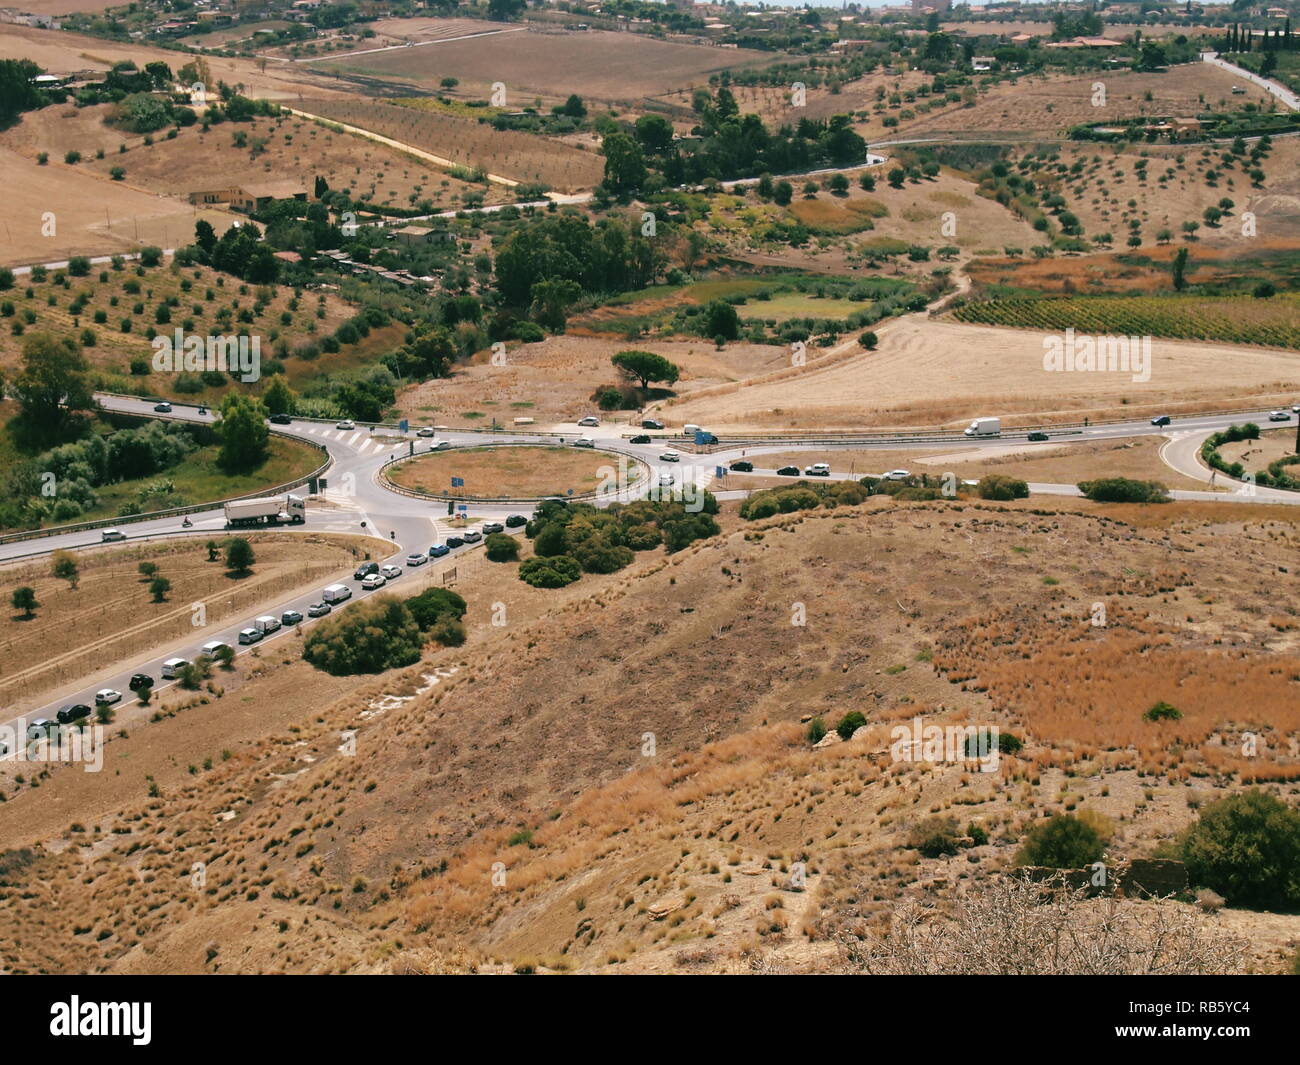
xmin=964 ymin=417 xmax=1001 ymax=438
xmin=224 ymin=493 xmax=306 ymax=527
xmin=322 ymin=583 xmax=352 ymax=605
xmin=254 ymin=615 xmax=281 ymax=635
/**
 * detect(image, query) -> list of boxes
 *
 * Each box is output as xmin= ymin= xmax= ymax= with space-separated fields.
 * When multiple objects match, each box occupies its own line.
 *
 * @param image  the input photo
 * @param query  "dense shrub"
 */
xmin=519 ymin=554 xmax=581 ymax=588
xmin=977 ymin=474 xmax=1030 ymax=501
xmin=1181 ymin=791 xmax=1300 ymax=911
xmin=1016 ymin=814 xmax=1106 ymax=868
xmin=1077 ymin=477 xmax=1169 ymax=503
xmin=484 ymin=532 xmax=519 ymax=562
xmin=405 ymin=586 xmax=466 ymax=631
xmin=303 ymin=596 xmax=422 ymax=675
xmin=909 ymin=815 xmax=961 ymax=859
xmin=836 ymin=710 xmax=867 ymax=740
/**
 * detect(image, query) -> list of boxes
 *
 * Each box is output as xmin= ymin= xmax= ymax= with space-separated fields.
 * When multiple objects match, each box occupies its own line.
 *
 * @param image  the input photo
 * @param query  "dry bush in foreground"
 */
xmin=837 ymin=875 xmax=1249 ymax=975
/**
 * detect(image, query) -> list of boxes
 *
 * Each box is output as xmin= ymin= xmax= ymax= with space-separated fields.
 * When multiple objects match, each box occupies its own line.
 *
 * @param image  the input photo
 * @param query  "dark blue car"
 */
xmin=428 ymin=544 xmax=451 ymax=558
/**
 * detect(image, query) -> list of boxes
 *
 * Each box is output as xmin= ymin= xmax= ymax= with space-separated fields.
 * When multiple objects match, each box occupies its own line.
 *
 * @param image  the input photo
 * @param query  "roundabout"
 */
xmin=383 ymin=443 xmax=645 ymax=503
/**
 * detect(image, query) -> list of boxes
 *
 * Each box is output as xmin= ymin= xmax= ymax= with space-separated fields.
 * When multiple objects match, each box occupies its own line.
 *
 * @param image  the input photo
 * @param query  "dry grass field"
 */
xmin=388 ymin=445 xmax=619 ymax=499
xmin=664 ymin=317 xmax=1300 ymax=431
xmin=884 ymin=64 xmax=1264 ymax=140
xmin=398 ymin=334 xmax=791 ymax=429
xmin=320 ymin=26 xmax=779 ymax=107
xmin=0 ymin=147 xmax=236 ymax=268
xmin=0 ymin=105 xmax=504 ymax=213
xmin=713 ymin=167 xmax=1042 ymax=259
xmin=0 ymin=533 xmax=373 ymax=711
xmin=293 ymin=97 xmax=602 ymax=191
xmin=3 ymin=497 xmax=1300 ymax=973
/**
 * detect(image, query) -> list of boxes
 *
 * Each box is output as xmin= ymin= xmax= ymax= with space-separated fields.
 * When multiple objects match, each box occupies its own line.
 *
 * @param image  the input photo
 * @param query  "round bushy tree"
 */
xmin=1181 ymin=791 xmax=1300 ymax=911
xmin=303 ymin=596 xmax=422 ymax=675
xmin=1016 ymin=814 xmax=1106 ymax=868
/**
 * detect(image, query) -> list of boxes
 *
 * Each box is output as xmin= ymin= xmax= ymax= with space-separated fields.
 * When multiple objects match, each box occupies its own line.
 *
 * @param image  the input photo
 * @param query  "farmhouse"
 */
xmin=188 ymin=181 xmax=308 ymax=213
xmin=391 ymin=225 xmax=450 ymax=246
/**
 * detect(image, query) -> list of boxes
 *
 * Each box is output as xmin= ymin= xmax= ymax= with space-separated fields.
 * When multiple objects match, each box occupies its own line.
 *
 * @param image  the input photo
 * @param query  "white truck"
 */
xmin=964 ymin=417 xmax=1001 ymax=438
xmin=224 ymin=493 xmax=306 ymax=527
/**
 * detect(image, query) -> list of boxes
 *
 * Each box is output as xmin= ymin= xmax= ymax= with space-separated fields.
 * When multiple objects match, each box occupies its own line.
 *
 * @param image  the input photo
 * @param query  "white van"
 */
xmin=200 ymin=640 xmax=230 ymax=658
xmin=683 ymin=424 xmax=701 ymax=437
xmin=161 ymin=657 xmax=189 ymax=679
xmin=322 ymin=583 xmax=352 ymax=605
xmin=255 ymin=615 xmax=281 ymax=635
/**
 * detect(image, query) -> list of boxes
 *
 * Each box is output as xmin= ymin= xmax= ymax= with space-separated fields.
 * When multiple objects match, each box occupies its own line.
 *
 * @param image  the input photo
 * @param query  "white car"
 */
xmin=660 ymin=450 xmax=681 ymax=462
xmin=238 ymin=627 xmax=262 ymax=644
xmin=406 ymin=552 xmax=427 ymax=566
xmin=336 ymin=419 xmax=356 ymax=430
xmin=805 ymin=463 xmax=831 ymax=476
xmin=101 ymin=528 xmax=126 ymax=542
xmin=428 ymin=439 xmax=452 ymax=451
xmin=94 ymin=688 xmax=122 ymax=706
xmin=884 ymin=469 xmax=910 ymax=481
xmin=577 ymin=416 xmax=600 ymax=427
xmin=416 ymin=427 xmax=435 ymax=437
xmin=361 ymin=573 xmax=386 ymax=590
xmin=1268 ymin=410 xmax=1291 ymax=422
xmin=380 ymin=563 xmax=402 ymax=579
xmin=658 ymin=471 xmax=675 ymax=486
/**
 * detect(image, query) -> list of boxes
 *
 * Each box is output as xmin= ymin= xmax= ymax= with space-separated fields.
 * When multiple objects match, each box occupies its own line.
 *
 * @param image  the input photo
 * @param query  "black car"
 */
xmin=1150 ymin=415 xmax=1172 ymax=427
xmin=642 ymin=418 xmax=665 ymax=430
xmin=776 ymin=466 xmax=800 ymax=477
xmin=281 ymin=609 xmax=304 ymax=626
xmin=505 ymin=514 xmax=527 ymax=528
xmin=629 ymin=434 xmax=651 ymax=444
xmin=354 ymin=561 xmax=379 ymax=581
xmin=729 ymin=460 xmax=754 ymax=472
xmin=269 ymin=413 xmax=292 ymax=425
xmin=153 ymin=402 xmax=172 ymax=413
xmin=128 ymin=673 xmax=153 ymax=692
xmin=446 ymin=536 xmax=465 ymax=548
xmin=1027 ymin=431 xmax=1049 ymax=442
xmin=482 ymin=522 xmax=504 ymax=534
xmin=57 ymin=704 xmax=93 ymax=725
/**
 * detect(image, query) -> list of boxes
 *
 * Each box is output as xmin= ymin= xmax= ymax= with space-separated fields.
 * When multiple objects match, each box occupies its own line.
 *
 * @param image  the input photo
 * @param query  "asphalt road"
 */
xmin=4 ymin=397 xmax=1297 ymax=741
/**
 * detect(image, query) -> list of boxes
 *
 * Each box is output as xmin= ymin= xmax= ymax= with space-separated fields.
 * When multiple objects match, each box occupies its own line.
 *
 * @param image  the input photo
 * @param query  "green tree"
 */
xmin=601 ymin=132 xmax=647 ymax=198
xmin=634 ymin=113 xmax=674 ymax=153
xmin=610 ymin=349 xmax=681 ymax=391
xmin=702 ymin=300 xmax=740 ymax=342
xmin=11 ymin=586 xmax=38 ymax=618
xmin=1016 ymin=814 xmax=1106 ymax=868
xmin=1181 ymin=791 xmax=1300 ymax=911
xmin=51 ymin=550 xmax=79 ymax=589
xmin=225 ymin=537 xmax=255 ymax=574
xmin=11 ymin=332 xmax=94 ymax=443
xmin=977 ymin=474 xmax=1029 ymax=500
xmin=261 ymin=376 xmax=296 ymax=416
xmin=149 ymin=575 xmax=171 ymax=602
xmin=405 ymin=586 xmax=467 ymax=630
xmin=215 ymin=393 xmax=269 ymax=473
xmin=529 ymin=278 xmax=583 ymax=333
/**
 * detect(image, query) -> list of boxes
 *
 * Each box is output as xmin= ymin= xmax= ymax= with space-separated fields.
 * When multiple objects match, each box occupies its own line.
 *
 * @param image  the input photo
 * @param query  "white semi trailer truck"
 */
xmin=223 ymin=493 xmax=306 ymax=527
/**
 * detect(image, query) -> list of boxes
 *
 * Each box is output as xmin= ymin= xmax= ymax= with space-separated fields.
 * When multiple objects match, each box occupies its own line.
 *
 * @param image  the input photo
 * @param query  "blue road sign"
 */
xmin=457 ymin=504 xmax=467 ymax=512
xmin=451 ymin=476 xmax=464 ymax=487
xmin=399 ymin=419 xmax=409 ymax=432
xmin=716 ymin=466 xmax=726 ymax=478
